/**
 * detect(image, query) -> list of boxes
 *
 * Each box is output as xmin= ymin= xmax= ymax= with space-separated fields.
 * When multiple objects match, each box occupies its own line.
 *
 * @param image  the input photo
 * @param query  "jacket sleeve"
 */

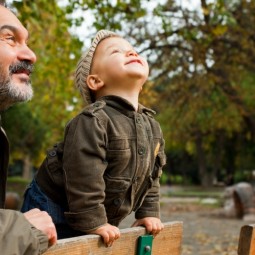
xmin=135 ymin=134 xmax=166 ymax=219
xmin=0 ymin=209 xmax=49 ymax=255
xmin=63 ymin=113 xmax=108 ymax=232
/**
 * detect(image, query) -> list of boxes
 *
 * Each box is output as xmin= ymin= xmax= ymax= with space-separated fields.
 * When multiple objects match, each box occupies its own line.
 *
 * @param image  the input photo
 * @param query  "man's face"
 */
xmin=0 ymin=6 xmax=36 ymax=111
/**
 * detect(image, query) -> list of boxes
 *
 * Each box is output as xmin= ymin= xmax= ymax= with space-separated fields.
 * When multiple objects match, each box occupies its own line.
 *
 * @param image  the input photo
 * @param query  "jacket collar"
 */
xmin=99 ymin=95 xmax=156 ymax=117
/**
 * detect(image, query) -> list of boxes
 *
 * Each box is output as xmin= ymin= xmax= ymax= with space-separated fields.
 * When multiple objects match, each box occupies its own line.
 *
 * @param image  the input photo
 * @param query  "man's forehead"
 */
xmin=0 ymin=6 xmax=29 ymax=38
xmin=0 ymin=5 xmax=15 ymax=19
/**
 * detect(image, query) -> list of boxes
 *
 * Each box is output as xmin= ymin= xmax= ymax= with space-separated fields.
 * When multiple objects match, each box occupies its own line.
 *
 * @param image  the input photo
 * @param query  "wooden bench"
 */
xmin=41 ymin=220 xmax=255 ymax=254
xmin=44 ymin=221 xmax=183 ymax=255
xmin=238 ymin=224 xmax=255 ymax=255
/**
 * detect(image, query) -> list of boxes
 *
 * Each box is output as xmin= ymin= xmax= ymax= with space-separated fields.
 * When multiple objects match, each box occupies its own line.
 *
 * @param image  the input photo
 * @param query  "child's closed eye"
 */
xmin=111 ymin=49 xmax=121 ymax=54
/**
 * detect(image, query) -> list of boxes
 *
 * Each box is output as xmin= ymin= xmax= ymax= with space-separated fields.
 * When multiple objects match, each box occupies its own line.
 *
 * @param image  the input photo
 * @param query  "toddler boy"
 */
xmin=21 ymin=30 xmax=166 ymax=247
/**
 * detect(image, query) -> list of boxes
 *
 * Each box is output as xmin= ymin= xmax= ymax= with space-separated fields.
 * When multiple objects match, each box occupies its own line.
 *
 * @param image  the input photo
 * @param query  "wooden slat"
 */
xmin=44 ymin=221 xmax=183 ymax=255
xmin=238 ymin=224 xmax=255 ymax=255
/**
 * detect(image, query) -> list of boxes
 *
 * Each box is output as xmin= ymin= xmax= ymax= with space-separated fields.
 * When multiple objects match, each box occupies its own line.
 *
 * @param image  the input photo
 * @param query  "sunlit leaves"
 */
xmin=5 ymin=0 xmax=83 ymax=166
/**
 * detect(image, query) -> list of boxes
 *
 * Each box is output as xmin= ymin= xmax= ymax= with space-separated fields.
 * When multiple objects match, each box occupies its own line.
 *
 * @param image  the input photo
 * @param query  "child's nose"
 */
xmin=126 ymin=50 xmax=138 ymax=57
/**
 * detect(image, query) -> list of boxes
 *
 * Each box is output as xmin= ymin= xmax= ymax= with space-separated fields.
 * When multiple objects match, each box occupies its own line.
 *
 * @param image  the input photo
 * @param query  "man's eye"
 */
xmin=6 ymin=36 xmax=15 ymax=41
xmin=3 ymin=35 xmax=16 ymax=46
xmin=0 ymin=36 xmax=14 ymax=43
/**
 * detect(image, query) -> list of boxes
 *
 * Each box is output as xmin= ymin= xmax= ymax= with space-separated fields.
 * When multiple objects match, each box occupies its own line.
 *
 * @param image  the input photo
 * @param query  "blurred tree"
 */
xmin=13 ymin=0 xmax=83 ymax=141
xmin=152 ymin=0 xmax=255 ymax=186
xmin=2 ymin=103 xmax=47 ymax=178
xmin=3 ymin=0 xmax=83 ymax=177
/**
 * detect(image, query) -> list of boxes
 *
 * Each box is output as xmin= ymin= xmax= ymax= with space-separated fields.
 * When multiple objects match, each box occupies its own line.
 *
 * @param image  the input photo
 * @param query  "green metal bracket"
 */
xmin=136 ymin=235 xmax=153 ymax=255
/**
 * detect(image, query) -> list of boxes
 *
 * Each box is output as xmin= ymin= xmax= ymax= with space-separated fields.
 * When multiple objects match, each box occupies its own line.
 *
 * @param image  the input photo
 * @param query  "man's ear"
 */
xmin=86 ymin=74 xmax=104 ymax=91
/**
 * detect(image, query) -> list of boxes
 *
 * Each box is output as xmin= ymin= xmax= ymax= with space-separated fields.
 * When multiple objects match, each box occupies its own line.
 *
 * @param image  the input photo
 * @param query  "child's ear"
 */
xmin=86 ymin=74 xmax=104 ymax=91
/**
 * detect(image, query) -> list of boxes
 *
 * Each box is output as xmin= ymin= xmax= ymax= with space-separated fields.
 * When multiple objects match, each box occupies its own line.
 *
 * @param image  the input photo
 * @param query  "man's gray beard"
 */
xmin=0 ymin=75 xmax=33 ymax=112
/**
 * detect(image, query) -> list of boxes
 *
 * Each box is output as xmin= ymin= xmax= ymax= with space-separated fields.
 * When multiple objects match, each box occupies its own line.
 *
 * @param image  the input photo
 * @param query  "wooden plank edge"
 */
xmin=44 ymin=221 xmax=183 ymax=255
xmin=238 ymin=224 xmax=255 ymax=255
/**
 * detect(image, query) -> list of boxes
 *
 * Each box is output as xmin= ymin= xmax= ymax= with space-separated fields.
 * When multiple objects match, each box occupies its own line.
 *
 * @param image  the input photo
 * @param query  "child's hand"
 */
xmin=132 ymin=217 xmax=164 ymax=237
xmin=88 ymin=223 xmax=120 ymax=247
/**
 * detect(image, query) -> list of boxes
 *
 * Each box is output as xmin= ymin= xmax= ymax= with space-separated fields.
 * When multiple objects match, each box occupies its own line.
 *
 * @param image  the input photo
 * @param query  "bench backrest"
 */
xmin=44 ymin=221 xmax=183 ymax=255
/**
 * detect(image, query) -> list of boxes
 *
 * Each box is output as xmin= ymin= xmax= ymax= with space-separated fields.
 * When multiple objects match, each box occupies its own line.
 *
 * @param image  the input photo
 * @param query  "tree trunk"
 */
xmin=22 ymin=154 xmax=32 ymax=180
xmin=213 ymin=132 xmax=224 ymax=184
xmin=195 ymin=132 xmax=214 ymax=187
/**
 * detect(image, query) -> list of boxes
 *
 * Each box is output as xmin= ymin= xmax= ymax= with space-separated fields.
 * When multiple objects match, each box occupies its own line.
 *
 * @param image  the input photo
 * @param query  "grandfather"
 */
xmin=0 ymin=3 xmax=57 ymax=254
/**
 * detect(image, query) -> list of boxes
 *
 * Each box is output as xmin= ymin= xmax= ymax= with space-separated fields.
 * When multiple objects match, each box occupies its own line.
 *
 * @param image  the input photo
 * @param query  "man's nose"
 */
xmin=17 ymin=44 xmax=37 ymax=64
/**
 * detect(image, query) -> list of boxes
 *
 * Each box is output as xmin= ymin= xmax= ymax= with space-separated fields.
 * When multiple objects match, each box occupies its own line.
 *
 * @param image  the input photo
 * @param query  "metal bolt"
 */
xmin=144 ymin=245 xmax=151 ymax=252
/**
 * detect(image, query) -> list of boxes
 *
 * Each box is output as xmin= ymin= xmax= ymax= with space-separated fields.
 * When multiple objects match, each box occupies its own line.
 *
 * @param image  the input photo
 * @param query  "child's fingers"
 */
xmin=104 ymin=228 xmax=121 ymax=247
xmin=151 ymin=222 xmax=164 ymax=236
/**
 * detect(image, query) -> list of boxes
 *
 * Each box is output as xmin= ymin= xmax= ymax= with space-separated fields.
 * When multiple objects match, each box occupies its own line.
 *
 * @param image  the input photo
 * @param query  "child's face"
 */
xmin=91 ymin=36 xmax=149 ymax=88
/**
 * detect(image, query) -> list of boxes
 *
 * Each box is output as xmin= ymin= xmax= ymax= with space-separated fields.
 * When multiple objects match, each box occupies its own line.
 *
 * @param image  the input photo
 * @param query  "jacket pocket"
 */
xmin=104 ymin=175 xmax=131 ymax=217
xmin=106 ymin=138 xmax=131 ymax=177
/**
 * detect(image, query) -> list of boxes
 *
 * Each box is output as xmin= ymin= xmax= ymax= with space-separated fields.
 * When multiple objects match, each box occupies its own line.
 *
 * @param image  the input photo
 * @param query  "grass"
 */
xmin=165 ymin=185 xmax=225 ymax=199
xmin=160 ymin=185 xmax=225 ymax=209
xmin=6 ymin=176 xmax=30 ymax=197
xmin=167 ymin=190 xmax=223 ymax=199
xmin=7 ymin=176 xmax=31 ymax=184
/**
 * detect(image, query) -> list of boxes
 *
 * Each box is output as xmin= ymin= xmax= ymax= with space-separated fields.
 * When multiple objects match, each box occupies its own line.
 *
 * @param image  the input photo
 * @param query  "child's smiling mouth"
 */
xmin=126 ymin=59 xmax=143 ymax=65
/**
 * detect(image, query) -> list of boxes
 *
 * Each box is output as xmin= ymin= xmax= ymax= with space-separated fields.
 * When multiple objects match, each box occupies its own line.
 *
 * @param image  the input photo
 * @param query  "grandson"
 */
xmin=21 ymin=30 xmax=166 ymax=247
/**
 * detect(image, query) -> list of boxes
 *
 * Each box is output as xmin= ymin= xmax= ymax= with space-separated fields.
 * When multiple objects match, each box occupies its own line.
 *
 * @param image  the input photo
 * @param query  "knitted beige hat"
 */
xmin=75 ymin=30 xmax=119 ymax=104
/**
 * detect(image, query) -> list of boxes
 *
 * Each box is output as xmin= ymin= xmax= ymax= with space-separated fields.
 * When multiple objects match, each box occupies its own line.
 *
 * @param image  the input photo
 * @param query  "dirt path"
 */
xmin=161 ymin=204 xmax=245 ymax=255
xmin=120 ymin=195 xmax=250 ymax=255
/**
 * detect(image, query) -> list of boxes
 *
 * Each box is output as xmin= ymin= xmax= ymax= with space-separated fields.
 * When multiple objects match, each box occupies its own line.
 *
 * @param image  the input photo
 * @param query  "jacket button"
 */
xmin=113 ymin=198 xmax=122 ymax=206
xmin=48 ymin=150 xmax=57 ymax=157
xmin=136 ymin=118 xmax=141 ymax=124
xmin=138 ymin=147 xmax=145 ymax=155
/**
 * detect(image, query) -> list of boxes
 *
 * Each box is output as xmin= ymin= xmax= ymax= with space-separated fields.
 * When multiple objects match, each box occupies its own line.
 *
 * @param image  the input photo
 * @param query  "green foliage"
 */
xmin=234 ymin=169 xmax=253 ymax=183
xmin=9 ymin=0 xmax=83 ymax=162
xmin=2 ymin=103 xmax=47 ymax=161
xmin=169 ymin=175 xmax=184 ymax=185
xmin=160 ymin=172 xmax=169 ymax=185
xmin=146 ymin=0 xmax=255 ymax=186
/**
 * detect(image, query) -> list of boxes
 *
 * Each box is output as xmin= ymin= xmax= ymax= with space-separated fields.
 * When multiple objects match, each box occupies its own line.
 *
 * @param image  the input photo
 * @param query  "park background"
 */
xmin=3 ymin=0 xmax=255 ymax=187
xmin=2 ymin=1 xmax=255 ymax=254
